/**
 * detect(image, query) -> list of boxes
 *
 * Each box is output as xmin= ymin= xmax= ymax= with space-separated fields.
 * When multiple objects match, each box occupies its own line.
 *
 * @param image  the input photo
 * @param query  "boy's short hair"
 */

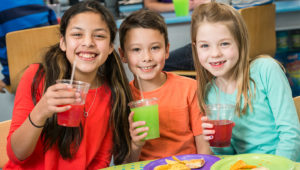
xmin=119 ymin=9 xmax=169 ymax=50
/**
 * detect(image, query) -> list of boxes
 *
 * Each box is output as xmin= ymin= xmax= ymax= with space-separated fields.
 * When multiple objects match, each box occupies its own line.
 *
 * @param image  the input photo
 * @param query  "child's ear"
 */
xmin=59 ymin=37 xmax=66 ymax=52
xmin=165 ymin=43 xmax=170 ymax=60
xmin=109 ymin=44 xmax=114 ymax=55
xmin=118 ymin=47 xmax=128 ymax=63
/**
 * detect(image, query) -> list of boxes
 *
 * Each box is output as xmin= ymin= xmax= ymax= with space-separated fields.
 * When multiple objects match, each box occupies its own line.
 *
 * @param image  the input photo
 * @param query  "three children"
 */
xmin=5 ymin=1 xmax=300 ymax=168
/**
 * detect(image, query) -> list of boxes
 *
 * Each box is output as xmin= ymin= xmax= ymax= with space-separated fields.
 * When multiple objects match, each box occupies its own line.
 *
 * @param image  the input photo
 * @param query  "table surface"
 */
xmin=103 ymin=155 xmax=300 ymax=170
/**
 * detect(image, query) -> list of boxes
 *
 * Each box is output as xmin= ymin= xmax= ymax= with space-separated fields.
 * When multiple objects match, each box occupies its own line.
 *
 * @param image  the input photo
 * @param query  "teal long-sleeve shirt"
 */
xmin=206 ymin=57 xmax=300 ymax=162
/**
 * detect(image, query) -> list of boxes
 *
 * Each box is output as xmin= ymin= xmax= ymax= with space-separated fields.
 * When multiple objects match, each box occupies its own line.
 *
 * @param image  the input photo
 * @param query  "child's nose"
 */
xmin=211 ymin=46 xmax=221 ymax=57
xmin=142 ymin=51 xmax=153 ymax=62
xmin=82 ymin=36 xmax=95 ymax=47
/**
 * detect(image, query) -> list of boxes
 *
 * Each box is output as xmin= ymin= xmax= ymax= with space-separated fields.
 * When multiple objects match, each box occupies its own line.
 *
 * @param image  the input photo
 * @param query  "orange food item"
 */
xmin=230 ymin=160 xmax=257 ymax=170
xmin=154 ymin=156 xmax=205 ymax=170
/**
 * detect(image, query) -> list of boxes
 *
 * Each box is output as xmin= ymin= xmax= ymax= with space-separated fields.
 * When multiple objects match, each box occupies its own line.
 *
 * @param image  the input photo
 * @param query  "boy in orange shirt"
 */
xmin=118 ymin=9 xmax=211 ymax=162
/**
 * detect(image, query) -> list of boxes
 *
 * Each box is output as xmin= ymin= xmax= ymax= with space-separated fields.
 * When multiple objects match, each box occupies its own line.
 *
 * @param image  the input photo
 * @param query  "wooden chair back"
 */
xmin=5 ymin=25 xmax=60 ymax=93
xmin=238 ymin=3 xmax=276 ymax=59
xmin=293 ymin=96 xmax=300 ymax=122
xmin=0 ymin=120 xmax=11 ymax=168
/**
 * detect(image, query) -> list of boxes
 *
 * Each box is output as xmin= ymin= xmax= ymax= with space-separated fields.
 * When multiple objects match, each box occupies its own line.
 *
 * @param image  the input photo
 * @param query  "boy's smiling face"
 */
xmin=120 ymin=28 xmax=169 ymax=83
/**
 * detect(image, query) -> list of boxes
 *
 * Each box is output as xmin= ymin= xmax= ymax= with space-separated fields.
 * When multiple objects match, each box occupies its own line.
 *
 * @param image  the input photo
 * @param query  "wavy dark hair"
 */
xmin=31 ymin=0 xmax=132 ymax=164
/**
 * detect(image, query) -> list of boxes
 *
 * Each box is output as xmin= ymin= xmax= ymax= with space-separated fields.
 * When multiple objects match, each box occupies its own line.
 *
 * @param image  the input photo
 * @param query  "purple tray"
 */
xmin=143 ymin=154 xmax=221 ymax=170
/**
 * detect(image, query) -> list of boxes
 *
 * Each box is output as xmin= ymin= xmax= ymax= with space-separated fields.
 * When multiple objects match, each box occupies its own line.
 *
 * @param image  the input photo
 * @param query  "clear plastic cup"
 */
xmin=128 ymin=98 xmax=160 ymax=140
xmin=56 ymin=79 xmax=90 ymax=127
xmin=205 ymin=104 xmax=235 ymax=147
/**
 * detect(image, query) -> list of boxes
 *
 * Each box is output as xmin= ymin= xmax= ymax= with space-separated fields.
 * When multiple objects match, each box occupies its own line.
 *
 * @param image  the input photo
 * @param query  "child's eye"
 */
xmin=221 ymin=42 xmax=230 ymax=46
xmin=71 ymin=33 xmax=82 ymax=37
xmin=132 ymin=48 xmax=141 ymax=52
xmin=151 ymin=46 xmax=160 ymax=51
xmin=200 ymin=44 xmax=209 ymax=48
xmin=94 ymin=34 xmax=105 ymax=38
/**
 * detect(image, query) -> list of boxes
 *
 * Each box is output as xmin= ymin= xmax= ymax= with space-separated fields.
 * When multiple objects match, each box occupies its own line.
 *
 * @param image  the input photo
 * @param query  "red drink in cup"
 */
xmin=57 ymin=104 xmax=84 ymax=127
xmin=56 ymin=79 xmax=90 ymax=127
xmin=205 ymin=104 xmax=235 ymax=147
xmin=205 ymin=120 xmax=234 ymax=147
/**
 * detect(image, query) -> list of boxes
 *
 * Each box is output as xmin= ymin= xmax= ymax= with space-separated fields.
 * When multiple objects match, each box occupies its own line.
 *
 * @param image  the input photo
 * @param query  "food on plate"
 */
xmin=230 ymin=160 xmax=260 ymax=170
xmin=153 ymin=164 xmax=171 ymax=170
xmin=153 ymin=156 xmax=205 ymax=170
xmin=153 ymin=163 xmax=190 ymax=170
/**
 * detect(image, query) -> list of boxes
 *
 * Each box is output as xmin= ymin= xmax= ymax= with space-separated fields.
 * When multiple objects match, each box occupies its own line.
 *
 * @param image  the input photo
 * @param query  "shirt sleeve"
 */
xmin=87 ymin=127 xmax=113 ymax=169
xmin=6 ymin=64 xmax=42 ymax=164
xmin=189 ymin=81 xmax=203 ymax=136
xmin=261 ymin=58 xmax=300 ymax=161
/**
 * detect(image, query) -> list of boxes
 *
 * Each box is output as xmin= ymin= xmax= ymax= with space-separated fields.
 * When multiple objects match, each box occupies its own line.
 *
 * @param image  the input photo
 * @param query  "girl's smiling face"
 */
xmin=195 ymin=22 xmax=239 ymax=81
xmin=60 ymin=12 xmax=114 ymax=77
xmin=120 ymin=28 xmax=169 ymax=83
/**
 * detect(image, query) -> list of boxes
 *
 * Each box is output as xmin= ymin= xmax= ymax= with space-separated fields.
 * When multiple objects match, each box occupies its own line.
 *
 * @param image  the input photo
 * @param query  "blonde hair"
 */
xmin=191 ymin=2 xmax=253 ymax=116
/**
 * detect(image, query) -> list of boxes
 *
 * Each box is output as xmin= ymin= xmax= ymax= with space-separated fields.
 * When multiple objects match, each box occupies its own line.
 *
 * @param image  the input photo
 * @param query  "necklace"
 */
xmin=83 ymin=82 xmax=98 ymax=118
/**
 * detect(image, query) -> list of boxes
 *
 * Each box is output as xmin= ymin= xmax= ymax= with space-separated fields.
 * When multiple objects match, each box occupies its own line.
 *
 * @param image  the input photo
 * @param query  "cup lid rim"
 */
xmin=128 ymin=97 xmax=158 ymax=107
xmin=205 ymin=104 xmax=235 ymax=110
xmin=56 ymin=79 xmax=90 ymax=86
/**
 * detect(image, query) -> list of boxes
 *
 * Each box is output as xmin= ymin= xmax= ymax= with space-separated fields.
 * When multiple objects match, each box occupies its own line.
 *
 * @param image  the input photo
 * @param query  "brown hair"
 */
xmin=32 ymin=0 xmax=132 ymax=164
xmin=119 ymin=8 xmax=169 ymax=51
xmin=191 ymin=2 xmax=253 ymax=116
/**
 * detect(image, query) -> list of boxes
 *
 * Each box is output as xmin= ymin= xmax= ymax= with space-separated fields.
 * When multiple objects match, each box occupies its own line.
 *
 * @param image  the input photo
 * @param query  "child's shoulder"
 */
xmin=23 ymin=63 xmax=42 ymax=76
xmin=250 ymin=56 xmax=285 ymax=82
xmin=251 ymin=56 xmax=282 ymax=71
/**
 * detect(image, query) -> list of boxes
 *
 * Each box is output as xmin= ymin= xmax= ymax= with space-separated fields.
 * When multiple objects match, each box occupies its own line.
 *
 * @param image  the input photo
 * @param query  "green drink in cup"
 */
xmin=173 ymin=0 xmax=189 ymax=17
xmin=128 ymin=98 xmax=160 ymax=140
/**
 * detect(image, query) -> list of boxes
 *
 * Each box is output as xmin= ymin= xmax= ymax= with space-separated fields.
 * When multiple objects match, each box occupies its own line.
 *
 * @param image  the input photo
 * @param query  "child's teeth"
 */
xmin=80 ymin=54 xmax=95 ymax=58
xmin=212 ymin=61 xmax=225 ymax=65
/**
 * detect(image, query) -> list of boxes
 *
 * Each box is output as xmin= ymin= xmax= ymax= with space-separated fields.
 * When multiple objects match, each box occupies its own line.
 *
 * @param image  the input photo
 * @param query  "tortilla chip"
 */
xmin=183 ymin=159 xmax=205 ymax=169
xmin=230 ymin=160 xmax=257 ymax=170
xmin=154 ymin=156 xmax=205 ymax=170
xmin=154 ymin=164 xmax=171 ymax=170
xmin=165 ymin=159 xmax=178 ymax=164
